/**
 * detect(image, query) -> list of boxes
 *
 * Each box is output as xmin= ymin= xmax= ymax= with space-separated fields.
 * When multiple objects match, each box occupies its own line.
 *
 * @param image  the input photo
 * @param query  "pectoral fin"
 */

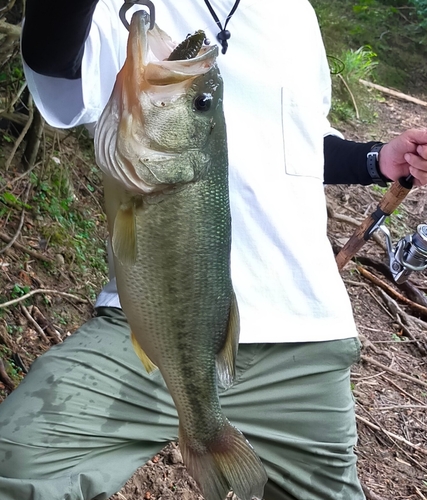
xmin=112 ymin=202 xmax=137 ymax=265
xmin=131 ymin=331 xmax=158 ymax=373
xmin=216 ymin=290 xmax=239 ymax=389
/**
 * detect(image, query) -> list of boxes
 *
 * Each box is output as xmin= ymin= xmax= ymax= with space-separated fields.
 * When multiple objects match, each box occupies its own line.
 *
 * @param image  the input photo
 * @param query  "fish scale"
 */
xmin=95 ymin=9 xmax=267 ymax=500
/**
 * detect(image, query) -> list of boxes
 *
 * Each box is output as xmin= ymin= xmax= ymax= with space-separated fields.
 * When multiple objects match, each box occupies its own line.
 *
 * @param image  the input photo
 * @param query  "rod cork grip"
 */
xmin=335 ymin=179 xmax=412 ymax=271
xmin=378 ymin=177 xmax=412 ymax=213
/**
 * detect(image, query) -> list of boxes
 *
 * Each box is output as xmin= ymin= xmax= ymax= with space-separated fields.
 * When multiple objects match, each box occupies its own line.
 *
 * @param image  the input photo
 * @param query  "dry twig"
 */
xmin=4 ymin=95 xmax=34 ymax=171
xmin=30 ymin=305 xmax=62 ymax=343
xmin=357 ymin=265 xmax=427 ymax=318
xmin=380 ymin=375 xmax=426 ymax=406
xmin=0 ymin=112 xmax=66 ymax=139
xmin=415 ymin=487 xmax=427 ymax=500
xmin=360 ymin=79 xmax=427 ymax=107
xmin=361 ymin=354 xmax=427 ymax=389
xmin=22 ymin=105 xmax=45 ymax=169
xmin=0 ymin=358 xmax=15 ymax=392
xmin=338 ymin=73 xmax=359 ymax=118
xmin=7 ymin=81 xmax=27 ymax=113
xmin=353 ymin=254 xmax=427 ymax=308
xmin=0 ymin=231 xmax=53 ymax=263
xmin=0 ymin=289 xmax=89 ymax=309
xmin=0 ymin=183 xmax=30 ymax=255
xmin=358 ymin=333 xmax=380 ymax=354
xmin=361 ymin=483 xmax=386 ymax=500
xmin=356 ymin=414 xmax=427 ymax=455
xmin=0 ymin=20 xmax=20 ymax=39
xmin=375 ymin=289 xmax=427 ymax=356
xmin=20 ymin=304 xmax=49 ymax=343
xmin=376 ymin=404 xmax=427 ymax=410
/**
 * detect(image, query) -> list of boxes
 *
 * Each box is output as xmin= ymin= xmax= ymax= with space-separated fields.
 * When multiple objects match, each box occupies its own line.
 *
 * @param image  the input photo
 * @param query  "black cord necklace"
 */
xmin=203 ymin=0 xmax=241 ymax=54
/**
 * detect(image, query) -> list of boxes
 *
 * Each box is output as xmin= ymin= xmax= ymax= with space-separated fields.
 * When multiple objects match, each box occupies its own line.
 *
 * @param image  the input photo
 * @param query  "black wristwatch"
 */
xmin=367 ymin=143 xmax=388 ymax=187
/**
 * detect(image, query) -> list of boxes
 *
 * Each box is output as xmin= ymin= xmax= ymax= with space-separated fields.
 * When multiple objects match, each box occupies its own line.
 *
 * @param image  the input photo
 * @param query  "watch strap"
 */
xmin=367 ymin=143 xmax=388 ymax=187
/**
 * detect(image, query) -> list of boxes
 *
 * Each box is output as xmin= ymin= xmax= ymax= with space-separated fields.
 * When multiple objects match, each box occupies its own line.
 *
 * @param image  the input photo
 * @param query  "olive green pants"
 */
xmin=0 ymin=307 xmax=365 ymax=500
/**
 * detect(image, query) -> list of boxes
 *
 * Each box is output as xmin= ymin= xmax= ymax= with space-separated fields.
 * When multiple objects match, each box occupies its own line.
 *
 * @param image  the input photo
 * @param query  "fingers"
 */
xmin=405 ymin=149 xmax=427 ymax=186
xmin=403 ymin=127 xmax=427 ymax=148
xmin=416 ymin=143 xmax=427 ymax=159
xmin=376 ymin=129 xmax=427 ymax=186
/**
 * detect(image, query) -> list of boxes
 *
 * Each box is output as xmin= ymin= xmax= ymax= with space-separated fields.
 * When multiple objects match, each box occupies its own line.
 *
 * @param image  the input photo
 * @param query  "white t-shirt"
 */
xmin=23 ymin=0 xmax=358 ymax=343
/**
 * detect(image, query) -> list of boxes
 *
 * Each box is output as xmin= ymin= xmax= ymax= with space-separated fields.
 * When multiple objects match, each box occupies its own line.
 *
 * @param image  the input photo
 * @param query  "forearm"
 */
xmin=22 ymin=0 xmax=99 ymax=79
xmin=324 ymin=134 xmax=389 ymax=185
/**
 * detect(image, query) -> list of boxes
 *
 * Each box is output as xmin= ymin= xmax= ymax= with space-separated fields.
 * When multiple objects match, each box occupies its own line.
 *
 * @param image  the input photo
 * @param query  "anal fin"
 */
xmin=216 ymin=290 xmax=239 ymax=390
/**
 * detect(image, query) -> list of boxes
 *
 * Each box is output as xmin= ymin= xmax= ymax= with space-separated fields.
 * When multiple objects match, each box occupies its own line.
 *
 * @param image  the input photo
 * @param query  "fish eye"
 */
xmin=193 ymin=93 xmax=212 ymax=112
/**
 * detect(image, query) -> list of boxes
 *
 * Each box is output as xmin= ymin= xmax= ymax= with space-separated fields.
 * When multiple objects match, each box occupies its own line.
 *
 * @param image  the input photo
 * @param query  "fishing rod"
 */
xmin=335 ymin=175 xmax=427 ymax=283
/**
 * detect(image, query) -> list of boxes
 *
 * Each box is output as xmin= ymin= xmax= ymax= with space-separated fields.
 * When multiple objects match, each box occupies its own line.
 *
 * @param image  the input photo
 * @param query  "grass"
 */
xmin=27 ymin=154 xmax=109 ymax=296
xmin=329 ymin=45 xmax=380 ymax=122
xmin=311 ymin=0 xmax=427 ymax=121
xmin=0 ymin=345 xmax=24 ymax=386
xmin=0 ymin=122 xmax=108 ymax=302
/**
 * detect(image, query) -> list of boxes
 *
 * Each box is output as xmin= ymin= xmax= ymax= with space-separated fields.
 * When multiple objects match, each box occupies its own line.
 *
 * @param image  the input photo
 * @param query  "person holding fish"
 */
xmin=1 ymin=1 xmax=427 ymax=499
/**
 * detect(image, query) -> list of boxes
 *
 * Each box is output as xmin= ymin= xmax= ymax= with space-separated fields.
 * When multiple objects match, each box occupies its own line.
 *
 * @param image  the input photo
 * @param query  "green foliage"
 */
xmin=11 ymin=284 xmax=30 ymax=298
xmin=2 ymin=134 xmax=13 ymax=143
xmin=0 ymin=61 xmax=24 ymax=86
xmin=408 ymin=0 xmax=427 ymax=27
xmin=312 ymin=0 xmax=427 ymax=94
xmin=0 ymin=191 xmax=31 ymax=210
xmin=0 ymin=346 xmax=24 ymax=385
xmin=6 ymin=324 xmax=24 ymax=336
xmin=28 ymin=159 xmax=108 ymax=288
xmin=371 ymin=184 xmax=388 ymax=194
xmin=341 ymin=45 xmax=378 ymax=80
xmin=329 ymin=46 xmax=379 ymax=122
xmin=0 ymin=57 xmax=27 ymax=120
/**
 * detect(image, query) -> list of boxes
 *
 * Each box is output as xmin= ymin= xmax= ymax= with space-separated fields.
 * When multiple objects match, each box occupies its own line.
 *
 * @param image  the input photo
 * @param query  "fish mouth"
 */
xmin=127 ymin=10 xmax=218 ymax=85
xmin=117 ymin=11 xmax=218 ymax=190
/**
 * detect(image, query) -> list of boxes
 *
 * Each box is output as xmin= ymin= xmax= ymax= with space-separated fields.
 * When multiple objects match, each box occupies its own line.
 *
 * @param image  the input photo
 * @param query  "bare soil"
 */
xmin=1 ymin=94 xmax=427 ymax=500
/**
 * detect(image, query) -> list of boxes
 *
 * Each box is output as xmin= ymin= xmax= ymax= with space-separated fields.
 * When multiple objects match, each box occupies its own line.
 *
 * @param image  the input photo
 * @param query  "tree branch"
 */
xmin=0 ymin=20 xmax=21 ymax=40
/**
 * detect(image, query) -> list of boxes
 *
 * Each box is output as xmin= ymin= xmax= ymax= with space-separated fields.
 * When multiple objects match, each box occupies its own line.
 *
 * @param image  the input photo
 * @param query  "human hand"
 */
xmin=379 ymin=128 xmax=427 ymax=187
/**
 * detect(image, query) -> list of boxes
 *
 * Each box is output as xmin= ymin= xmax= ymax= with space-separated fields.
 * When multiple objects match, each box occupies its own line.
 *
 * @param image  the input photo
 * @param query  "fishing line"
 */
xmin=202 ymin=0 xmax=241 ymax=54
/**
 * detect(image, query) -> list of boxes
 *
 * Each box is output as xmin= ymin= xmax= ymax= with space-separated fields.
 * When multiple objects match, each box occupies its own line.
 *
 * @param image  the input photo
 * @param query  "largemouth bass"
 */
xmin=95 ymin=10 xmax=267 ymax=500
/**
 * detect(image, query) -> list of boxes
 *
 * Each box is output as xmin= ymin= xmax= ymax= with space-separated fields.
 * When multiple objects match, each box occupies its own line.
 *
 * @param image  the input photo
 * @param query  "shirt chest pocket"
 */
xmin=281 ymin=88 xmax=325 ymax=180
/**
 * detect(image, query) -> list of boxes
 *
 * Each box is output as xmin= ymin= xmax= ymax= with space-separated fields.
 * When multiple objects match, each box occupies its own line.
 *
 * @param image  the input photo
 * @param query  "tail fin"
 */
xmin=179 ymin=420 xmax=267 ymax=500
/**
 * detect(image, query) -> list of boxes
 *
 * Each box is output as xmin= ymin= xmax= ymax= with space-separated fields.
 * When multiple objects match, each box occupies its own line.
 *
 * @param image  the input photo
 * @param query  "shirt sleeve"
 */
xmin=21 ymin=0 xmax=128 ymax=130
xmin=323 ymin=135 xmax=389 ymax=185
xmin=22 ymin=0 xmax=99 ymax=79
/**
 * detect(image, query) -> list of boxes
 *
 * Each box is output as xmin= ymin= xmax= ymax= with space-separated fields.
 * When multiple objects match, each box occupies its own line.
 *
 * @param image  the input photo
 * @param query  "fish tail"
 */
xmin=179 ymin=420 xmax=267 ymax=500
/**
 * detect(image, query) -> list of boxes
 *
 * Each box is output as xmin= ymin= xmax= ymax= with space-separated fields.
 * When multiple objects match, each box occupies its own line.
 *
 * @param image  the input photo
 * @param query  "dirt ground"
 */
xmin=1 ymin=92 xmax=427 ymax=500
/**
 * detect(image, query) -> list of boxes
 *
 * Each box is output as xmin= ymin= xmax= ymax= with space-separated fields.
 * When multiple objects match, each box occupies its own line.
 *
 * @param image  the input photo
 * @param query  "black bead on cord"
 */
xmin=203 ymin=0 xmax=241 ymax=54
